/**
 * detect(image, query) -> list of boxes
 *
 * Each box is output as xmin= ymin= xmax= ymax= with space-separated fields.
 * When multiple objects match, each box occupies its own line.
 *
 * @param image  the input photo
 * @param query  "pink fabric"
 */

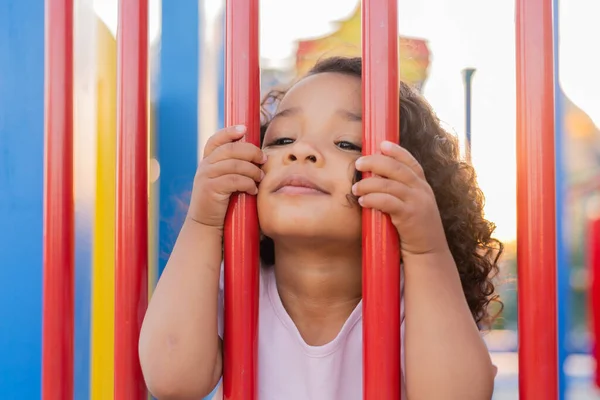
xmin=216 ymin=265 xmax=407 ymax=400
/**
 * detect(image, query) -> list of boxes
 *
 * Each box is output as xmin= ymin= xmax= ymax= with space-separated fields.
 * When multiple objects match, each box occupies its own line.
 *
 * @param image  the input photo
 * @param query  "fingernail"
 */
xmin=261 ymin=153 xmax=268 ymax=164
xmin=381 ymin=141 xmax=394 ymax=150
xmin=260 ymin=170 xmax=265 ymax=180
xmin=234 ymin=125 xmax=246 ymax=133
xmin=355 ymin=158 xmax=364 ymax=169
xmin=358 ymin=196 xmax=364 ymax=205
xmin=351 ymin=183 xmax=358 ymax=195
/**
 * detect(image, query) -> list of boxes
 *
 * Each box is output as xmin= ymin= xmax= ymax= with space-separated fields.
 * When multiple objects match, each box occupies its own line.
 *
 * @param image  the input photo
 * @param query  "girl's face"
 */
xmin=258 ymin=72 xmax=363 ymax=244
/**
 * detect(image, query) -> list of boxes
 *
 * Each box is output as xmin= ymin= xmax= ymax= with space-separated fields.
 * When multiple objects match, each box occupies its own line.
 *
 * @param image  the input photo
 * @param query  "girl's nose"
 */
xmin=284 ymin=141 xmax=323 ymax=165
xmin=286 ymin=153 xmax=317 ymax=163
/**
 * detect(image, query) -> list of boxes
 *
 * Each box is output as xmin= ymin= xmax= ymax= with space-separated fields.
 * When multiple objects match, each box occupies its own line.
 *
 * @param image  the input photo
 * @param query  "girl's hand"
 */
xmin=352 ymin=141 xmax=448 ymax=259
xmin=188 ymin=125 xmax=266 ymax=230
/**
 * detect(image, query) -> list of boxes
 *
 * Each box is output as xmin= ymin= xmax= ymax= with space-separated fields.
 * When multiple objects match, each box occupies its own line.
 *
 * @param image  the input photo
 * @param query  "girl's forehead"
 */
xmin=278 ymin=73 xmax=362 ymax=111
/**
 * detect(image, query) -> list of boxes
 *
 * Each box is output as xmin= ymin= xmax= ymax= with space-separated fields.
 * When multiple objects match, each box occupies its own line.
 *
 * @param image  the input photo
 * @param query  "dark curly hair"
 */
xmin=258 ymin=56 xmax=503 ymax=328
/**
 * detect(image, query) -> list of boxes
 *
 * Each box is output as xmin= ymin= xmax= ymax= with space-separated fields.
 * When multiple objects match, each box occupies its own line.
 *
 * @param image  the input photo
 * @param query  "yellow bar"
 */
xmin=90 ymin=17 xmax=117 ymax=400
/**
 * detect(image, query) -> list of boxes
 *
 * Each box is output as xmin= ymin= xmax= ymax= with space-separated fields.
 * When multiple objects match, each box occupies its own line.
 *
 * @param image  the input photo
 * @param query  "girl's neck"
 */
xmin=272 ymin=239 xmax=362 ymax=346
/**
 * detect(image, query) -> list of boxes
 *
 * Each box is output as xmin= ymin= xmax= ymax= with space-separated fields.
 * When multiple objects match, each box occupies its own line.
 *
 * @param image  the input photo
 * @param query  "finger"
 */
xmin=209 ymin=141 xmax=266 ymax=165
xmin=358 ymin=192 xmax=404 ymax=216
xmin=380 ymin=141 xmax=425 ymax=179
xmin=352 ymin=177 xmax=409 ymax=200
xmin=355 ymin=154 xmax=419 ymax=187
xmin=207 ymin=159 xmax=264 ymax=182
xmin=203 ymin=125 xmax=247 ymax=158
xmin=213 ymin=174 xmax=258 ymax=196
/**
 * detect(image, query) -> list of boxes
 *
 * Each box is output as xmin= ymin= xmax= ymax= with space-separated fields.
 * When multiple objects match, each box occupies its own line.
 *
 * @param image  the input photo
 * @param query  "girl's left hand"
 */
xmin=352 ymin=140 xmax=449 ymax=259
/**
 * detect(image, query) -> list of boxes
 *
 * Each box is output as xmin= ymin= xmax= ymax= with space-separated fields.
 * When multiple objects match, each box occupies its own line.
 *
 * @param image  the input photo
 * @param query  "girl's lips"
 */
xmin=275 ymin=185 xmax=328 ymax=195
xmin=273 ymin=174 xmax=330 ymax=194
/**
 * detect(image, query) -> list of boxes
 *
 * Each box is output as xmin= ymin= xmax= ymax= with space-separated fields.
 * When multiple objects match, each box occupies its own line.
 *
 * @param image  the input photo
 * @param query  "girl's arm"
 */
xmin=139 ymin=219 xmax=223 ymax=400
xmin=403 ymin=250 xmax=495 ymax=400
xmin=139 ymin=125 xmax=264 ymax=399
xmin=353 ymin=141 xmax=495 ymax=399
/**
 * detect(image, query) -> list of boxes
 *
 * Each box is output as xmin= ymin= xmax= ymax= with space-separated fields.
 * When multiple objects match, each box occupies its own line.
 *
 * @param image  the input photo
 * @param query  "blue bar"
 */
xmin=553 ymin=0 xmax=570 ymax=398
xmin=0 ymin=1 xmax=44 ymax=397
xmin=74 ymin=210 xmax=92 ymax=400
xmin=157 ymin=0 xmax=199 ymax=277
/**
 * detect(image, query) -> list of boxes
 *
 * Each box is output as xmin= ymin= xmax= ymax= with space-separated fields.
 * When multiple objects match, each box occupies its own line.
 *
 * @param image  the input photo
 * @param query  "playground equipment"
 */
xmin=515 ymin=0 xmax=558 ymax=398
xmin=222 ymin=1 xmax=260 ymax=397
xmin=294 ymin=4 xmax=430 ymax=92
xmin=113 ymin=0 xmax=149 ymax=398
xmin=361 ymin=1 xmax=402 ymax=397
xmin=42 ymin=2 xmax=75 ymax=399
xmin=0 ymin=0 xmax=598 ymax=399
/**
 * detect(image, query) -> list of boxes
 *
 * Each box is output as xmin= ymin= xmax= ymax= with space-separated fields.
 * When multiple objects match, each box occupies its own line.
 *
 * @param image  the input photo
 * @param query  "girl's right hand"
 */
xmin=188 ymin=125 xmax=266 ymax=230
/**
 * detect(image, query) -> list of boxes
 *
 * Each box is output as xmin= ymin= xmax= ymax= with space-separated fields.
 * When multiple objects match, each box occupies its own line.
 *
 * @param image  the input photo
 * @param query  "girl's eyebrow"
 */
xmin=272 ymin=107 xmax=300 ymax=121
xmin=337 ymin=109 xmax=362 ymax=122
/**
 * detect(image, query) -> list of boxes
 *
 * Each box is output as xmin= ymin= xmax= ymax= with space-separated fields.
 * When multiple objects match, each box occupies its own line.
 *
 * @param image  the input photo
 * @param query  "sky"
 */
xmin=93 ymin=0 xmax=600 ymax=243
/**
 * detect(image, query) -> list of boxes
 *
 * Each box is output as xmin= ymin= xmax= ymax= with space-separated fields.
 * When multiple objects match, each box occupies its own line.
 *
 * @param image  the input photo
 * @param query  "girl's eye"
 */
xmin=336 ymin=141 xmax=362 ymax=152
xmin=267 ymin=137 xmax=294 ymax=146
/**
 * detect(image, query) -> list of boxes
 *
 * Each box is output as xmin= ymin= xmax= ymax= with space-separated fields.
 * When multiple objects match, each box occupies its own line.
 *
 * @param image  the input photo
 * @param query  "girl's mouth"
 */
xmin=274 ymin=174 xmax=330 ymax=195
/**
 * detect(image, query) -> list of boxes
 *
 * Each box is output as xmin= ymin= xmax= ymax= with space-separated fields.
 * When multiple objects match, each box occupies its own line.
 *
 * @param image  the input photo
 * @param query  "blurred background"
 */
xmin=1 ymin=0 xmax=599 ymax=398
xmin=94 ymin=0 xmax=600 ymax=395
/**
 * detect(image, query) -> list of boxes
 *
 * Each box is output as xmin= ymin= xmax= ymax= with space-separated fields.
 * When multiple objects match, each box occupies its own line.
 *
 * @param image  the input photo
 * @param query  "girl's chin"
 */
xmin=261 ymin=225 xmax=361 ymax=244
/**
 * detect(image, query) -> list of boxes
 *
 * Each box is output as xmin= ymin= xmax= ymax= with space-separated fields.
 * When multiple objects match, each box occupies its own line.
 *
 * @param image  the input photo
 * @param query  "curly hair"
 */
xmin=258 ymin=57 xmax=503 ymax=328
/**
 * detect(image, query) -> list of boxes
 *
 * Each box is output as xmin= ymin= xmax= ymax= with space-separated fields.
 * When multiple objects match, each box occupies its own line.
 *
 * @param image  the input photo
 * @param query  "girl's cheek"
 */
xmin=260 ymin=158 xmax=271 ymax=173
xmin=260 ymin=150 xmax=278 ymax=172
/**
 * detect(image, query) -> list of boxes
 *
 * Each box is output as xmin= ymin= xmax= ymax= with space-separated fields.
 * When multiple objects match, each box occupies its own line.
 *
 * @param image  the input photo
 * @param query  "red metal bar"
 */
xmin=222 ymin=0 xmax=260 ymax=399
xmin=589 ymin=218 xmax=600 ymax=388
xmin=114 ymin=0 xmax=149 ymax=398
xmin=361 ymin=1 xmax=402 ymax=399
xmin=515 ymin=0 xmax=558 ymax=398
xmin=42 ymin=1 xmax=74 ymax=399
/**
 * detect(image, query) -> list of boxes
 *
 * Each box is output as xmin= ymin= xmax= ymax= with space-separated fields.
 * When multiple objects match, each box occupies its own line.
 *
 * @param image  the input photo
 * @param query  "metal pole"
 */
xmin=362 ymin=0 xmax=402 ymax=398
xmin=114 ymin=0 xmax=149 ymax=398
xmin=516 ymin=0 xmax=558 ymax=398
xmin=462 ymin=68 xmax=475 ymax=162
xmin=223 ymin=0 xmax=260 ymax=398
xmin=42 ymin=1 xmax=74 ymax=398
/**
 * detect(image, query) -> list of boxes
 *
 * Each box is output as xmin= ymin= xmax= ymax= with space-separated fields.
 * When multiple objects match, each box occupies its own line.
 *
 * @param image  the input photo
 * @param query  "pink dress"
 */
xmin=213 ymin=265 xmax=407 ymax=400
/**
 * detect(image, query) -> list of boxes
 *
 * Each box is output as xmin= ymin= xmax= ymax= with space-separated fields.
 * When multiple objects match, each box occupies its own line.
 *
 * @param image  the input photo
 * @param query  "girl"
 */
xmin=139 ymin=56 xmax=501 ymax=400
